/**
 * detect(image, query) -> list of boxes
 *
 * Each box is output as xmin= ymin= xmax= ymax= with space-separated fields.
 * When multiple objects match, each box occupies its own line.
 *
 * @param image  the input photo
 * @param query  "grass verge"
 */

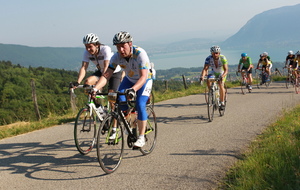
xmin=0 ymin=113 xmax=75 ymax=140
xmin=221 ymin=105 xmax=300 ymax=189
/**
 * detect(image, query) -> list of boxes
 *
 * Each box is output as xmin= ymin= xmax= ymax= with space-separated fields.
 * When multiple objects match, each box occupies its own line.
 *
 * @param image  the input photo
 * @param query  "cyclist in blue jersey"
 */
xmin=200 ymin=45 xmax=228 ymax=110
xmin=93 ymin=31 xmax=153 ymax=148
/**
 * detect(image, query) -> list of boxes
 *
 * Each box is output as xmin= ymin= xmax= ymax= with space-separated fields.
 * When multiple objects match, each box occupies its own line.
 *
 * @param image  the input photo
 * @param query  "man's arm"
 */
xmin=131 ymin=69 xmax=148 ymax=92
xmin=77 ymin=61 xmax=89 ymax=84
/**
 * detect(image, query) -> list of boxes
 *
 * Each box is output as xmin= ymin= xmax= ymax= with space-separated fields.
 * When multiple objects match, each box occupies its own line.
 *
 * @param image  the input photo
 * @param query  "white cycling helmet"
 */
xmin=83 ymin=33 xmax=99 ymax=44
xmin=113 ymin=31 xmax=133 ymax=45
xmin=210 ymin=45 xmax=221 ymax=53
xmin=262 ymin=52 xmax=268 ymax=56
xmin=288 ymin=50 xmax=294 ymax=55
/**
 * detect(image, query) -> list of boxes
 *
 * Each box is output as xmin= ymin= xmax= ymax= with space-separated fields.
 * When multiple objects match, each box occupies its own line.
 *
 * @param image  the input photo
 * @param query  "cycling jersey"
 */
xmin=286 ymin=55 xmax=295 ymax=66
xmin=109 ymin=45 xmax=152 ymax=83
xmin=294 ymin=56 xmax=300 ymax=69
xmin=109 ymin=45 xmax=153 ymax=121
xmin=239 ymin=56 xmax=252 ymax=68
xmin=258 ymin=58 xmax=271 ymax=66
xmin=82 ymin=45 xmax=121 ymax=73
xmin=204 ymin=54 xmax=228 ymax=74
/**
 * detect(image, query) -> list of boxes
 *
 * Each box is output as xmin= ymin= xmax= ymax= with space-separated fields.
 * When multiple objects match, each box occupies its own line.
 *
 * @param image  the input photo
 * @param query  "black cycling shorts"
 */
xmin=242 ymin=67 xmax=252 ymax=74
xmin=91 ymin=70 xmax=122 ymax=91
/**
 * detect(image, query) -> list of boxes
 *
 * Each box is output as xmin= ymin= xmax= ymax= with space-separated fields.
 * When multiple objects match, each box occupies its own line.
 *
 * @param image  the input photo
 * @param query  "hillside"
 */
xmin=222 ymin=4 xmax=300 ymax=49
xmin=0 ymin=43 xmax=84 ymax=70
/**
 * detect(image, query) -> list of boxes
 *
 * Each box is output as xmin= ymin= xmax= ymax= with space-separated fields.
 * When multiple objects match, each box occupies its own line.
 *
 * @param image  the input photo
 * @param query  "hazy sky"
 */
xmin=1 ymin=0 xmax=299 ymax=47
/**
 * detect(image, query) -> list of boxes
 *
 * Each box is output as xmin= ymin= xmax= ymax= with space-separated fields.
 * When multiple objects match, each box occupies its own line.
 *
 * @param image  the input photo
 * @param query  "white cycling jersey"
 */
xmin=204 ymin=54 xmax=228 ymax=74
xmin=82 ymin=45 xmax=121 ymax=73
xmin=109 ymin=45 xmax=152 ymax=83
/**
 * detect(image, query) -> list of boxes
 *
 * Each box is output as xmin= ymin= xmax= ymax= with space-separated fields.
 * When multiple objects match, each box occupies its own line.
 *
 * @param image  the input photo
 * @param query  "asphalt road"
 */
xmin=1 ymin=82 xmax=300 ymax=190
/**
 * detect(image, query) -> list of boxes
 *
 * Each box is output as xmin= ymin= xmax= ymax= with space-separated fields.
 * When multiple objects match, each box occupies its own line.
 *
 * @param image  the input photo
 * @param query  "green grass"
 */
xmin=0 ymin=113 xmax=75 ymax=140
xmin=221 ymin=105 xmax=300 ymax=190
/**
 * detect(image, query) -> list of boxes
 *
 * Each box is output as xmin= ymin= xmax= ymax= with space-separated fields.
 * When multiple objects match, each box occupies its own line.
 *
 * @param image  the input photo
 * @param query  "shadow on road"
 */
xmin=170 ymin=148 xmax=243 ymax=160
xmin=0 ymin=140 xmax=107 ymax=181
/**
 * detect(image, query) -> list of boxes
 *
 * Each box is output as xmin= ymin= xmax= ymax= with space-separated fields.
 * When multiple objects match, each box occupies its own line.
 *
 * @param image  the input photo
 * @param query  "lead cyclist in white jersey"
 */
xmin=93 ymin=31 xmax=153 ymax=148
xmin=200 ymin=45 xmax=228 ymax=110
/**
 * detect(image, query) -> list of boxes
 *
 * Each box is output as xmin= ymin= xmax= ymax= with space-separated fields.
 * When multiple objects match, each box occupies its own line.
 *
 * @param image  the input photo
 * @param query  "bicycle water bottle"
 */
xmin=96 ymin=106 xmax=105 ymax=118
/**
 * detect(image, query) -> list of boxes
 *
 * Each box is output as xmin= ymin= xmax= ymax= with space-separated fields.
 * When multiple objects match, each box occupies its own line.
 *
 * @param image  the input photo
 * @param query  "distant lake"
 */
xmin=150 ymin=49 xmax=286 ymax=70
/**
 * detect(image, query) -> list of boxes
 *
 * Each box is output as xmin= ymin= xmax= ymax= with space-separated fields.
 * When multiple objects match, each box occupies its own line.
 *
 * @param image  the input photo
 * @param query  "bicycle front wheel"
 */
xmin=285 ymin=75 xmax=292 ymax=89
xmin=207 ymin=89 xmax=214 ymax=122
xmin=96 ymin=114 xmax=124 ymax=174
xmin=74 ymin=107 xmax=97 ymax=155
xmin=219 ymin=85 xmax=227 ymax=116
xmin=140 ymin=106 xmax=157 ymax=155
xmin=240 ymin=80 xmax=247 ymax=95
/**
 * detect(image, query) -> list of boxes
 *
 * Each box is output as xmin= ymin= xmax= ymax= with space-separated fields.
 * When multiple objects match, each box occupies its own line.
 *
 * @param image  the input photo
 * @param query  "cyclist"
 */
xmin=71 ymin=33 xmax=123 ymax=95
xmin=256 ymin=52 xmax=272 ymax=81
xmin=200 ymin=45 xmax=228 ymax=110
xmin=293 ymin=50 xmax=300 ymax=79
xmin=93 ymin=31 xmax=153 ymax=148
xmin=238 ymin=53 xmax=253 ymax=90
xmin=285 ymin=50 xmax=295 ymax=69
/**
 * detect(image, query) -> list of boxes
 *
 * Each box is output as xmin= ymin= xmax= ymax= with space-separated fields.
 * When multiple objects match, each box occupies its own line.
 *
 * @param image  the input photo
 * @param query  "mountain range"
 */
xmin=222 ymin=3 xmax=300 ymax=50
xmin=0 ymin=4 xmax=299 ymax=70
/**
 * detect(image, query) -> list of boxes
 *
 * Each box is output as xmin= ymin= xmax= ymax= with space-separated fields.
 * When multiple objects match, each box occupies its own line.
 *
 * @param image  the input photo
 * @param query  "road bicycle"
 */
xmin=255 ymin=68 xmax=272 ymax=89
xmin=237 ymin=70 xmax=252 ymax=94
xmin=71 ymin=84 xmax=109 ymax=155
xmin=205 ymin=75 xmax=228 ymax=122
xmin=284 ymin=67 xmax=295 ymax=89
xmin=96 ymin=91 xmax=157 ymax=174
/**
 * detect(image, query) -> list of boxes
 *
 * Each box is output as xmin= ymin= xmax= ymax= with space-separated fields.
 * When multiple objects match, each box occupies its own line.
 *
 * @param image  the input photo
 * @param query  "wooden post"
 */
xmin=30 ymin=79 xmax=41 ymax=121
xmin=182 ymin=75 xmax=188 ymax=89
xmin=70 ymin=90 xmax=77 ymax=113
xmin=164 ymin=80 xmax=168 ymax=90
xmin=274 ymin=68 xmax=282 ymax=76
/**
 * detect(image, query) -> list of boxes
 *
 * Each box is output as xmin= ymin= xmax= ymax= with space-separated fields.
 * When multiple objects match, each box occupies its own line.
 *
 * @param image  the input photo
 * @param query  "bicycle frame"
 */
xmin=255 ymin=68 xmax=271 ymax=88
xmin=96 ymin=91 xmax=157 ymax=173
xmin=71 ymin=85 xmax=107 ymax=120
xmin=238 ymin=70 xmax=251 ymax=94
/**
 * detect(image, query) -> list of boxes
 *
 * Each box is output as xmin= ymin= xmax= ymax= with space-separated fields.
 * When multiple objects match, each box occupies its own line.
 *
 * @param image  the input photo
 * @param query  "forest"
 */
xmin=0 ymin=61 xmax=83 ymax=125
xmin=0 ymin=61 xmax=190 ymax=125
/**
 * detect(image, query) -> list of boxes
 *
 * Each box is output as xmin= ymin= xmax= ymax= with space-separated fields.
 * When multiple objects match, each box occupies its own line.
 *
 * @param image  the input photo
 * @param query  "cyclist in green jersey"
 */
xmin=238 ymin=53 xmax=253 ymax=90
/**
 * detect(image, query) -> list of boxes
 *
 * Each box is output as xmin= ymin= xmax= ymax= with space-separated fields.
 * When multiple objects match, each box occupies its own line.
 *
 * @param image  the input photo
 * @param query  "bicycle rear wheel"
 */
xmin=96 ymin=114 xmax=124 ymax=174
xmin=139 ymin=106 xmax=157 ymax=155
xmin=265 ymin=75 xmax=271 ymax=88
xmin=74 ymin=107 xmax=97 ymax=155
xmin=146 ymin=90 xmax=155 ymax=109
xmin=207 ymin=89 xmax=214 ymax=122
